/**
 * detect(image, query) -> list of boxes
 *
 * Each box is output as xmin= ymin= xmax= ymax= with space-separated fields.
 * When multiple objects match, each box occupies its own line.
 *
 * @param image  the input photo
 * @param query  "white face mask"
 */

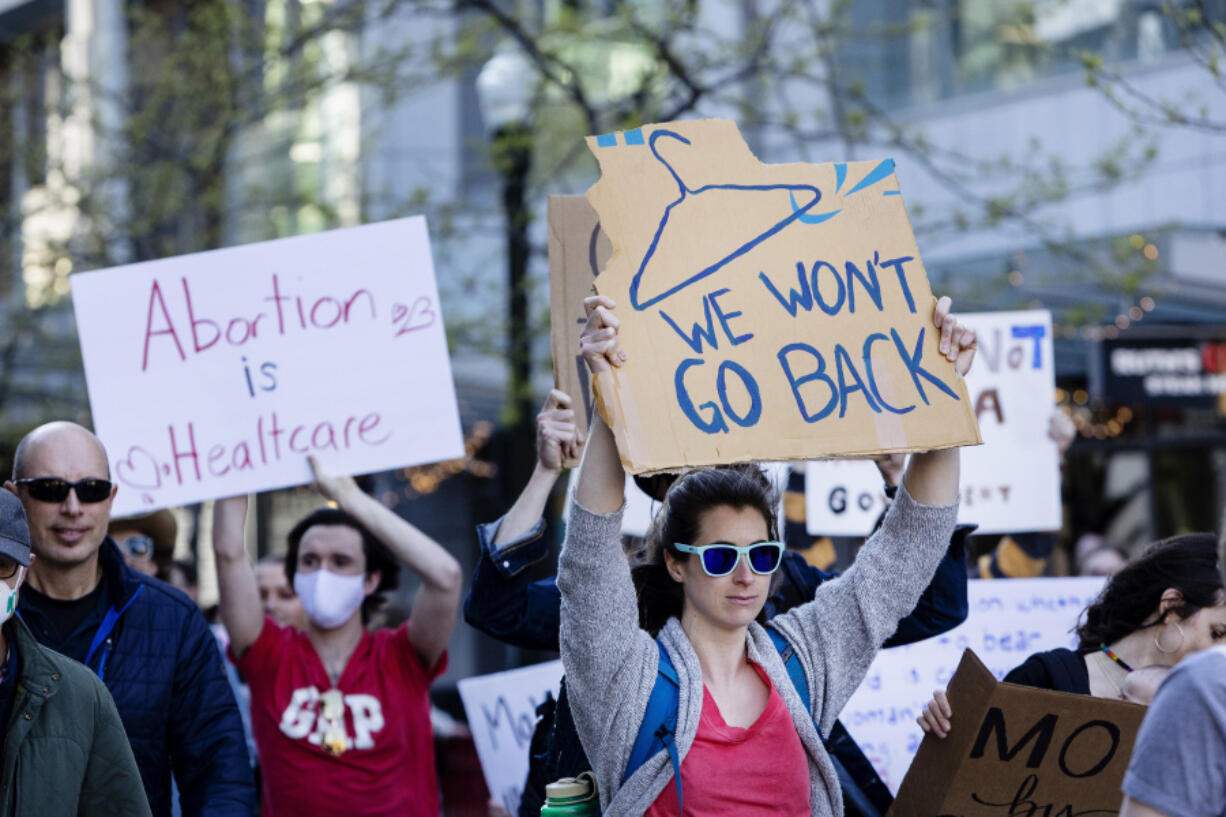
xmin=0 ymin=567 xmax=23 ymax=627
xmin=293 ymin=568 xmax=366 ymax=630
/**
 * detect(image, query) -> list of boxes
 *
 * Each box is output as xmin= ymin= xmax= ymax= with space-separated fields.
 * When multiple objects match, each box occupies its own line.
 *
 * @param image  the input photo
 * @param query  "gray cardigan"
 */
xmin=557 ymin=483 xmax=958 ymax=816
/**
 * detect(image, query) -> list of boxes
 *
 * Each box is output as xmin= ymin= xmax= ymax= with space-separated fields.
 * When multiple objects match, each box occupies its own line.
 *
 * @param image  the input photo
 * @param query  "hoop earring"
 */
xmin=1154 ymin=621 xmax=1186 ymax=655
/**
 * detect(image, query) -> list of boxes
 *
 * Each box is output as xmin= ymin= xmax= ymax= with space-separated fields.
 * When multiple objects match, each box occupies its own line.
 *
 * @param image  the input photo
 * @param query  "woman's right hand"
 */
xmin=917 ymin=689 xmax=953 ymax=738
xmin=580 ymin=294 xmax=626 ymax=374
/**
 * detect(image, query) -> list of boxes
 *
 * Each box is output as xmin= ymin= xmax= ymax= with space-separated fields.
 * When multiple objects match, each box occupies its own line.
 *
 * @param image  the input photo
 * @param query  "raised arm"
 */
xmin=212 ymin=494 xmax=264 ymax=658
xmin=883 ymin=524 xmax=971 ymax=647
xmin=558 ymin=296 xmax=658 ymax=802
xmin=769 ymin=296 xmax=975 ymax=732
xmin=310 ymin=456 xmax=461 ymax=668
xmin=464 ymin=390 xmax=583 ymax=651
xmin=575 ymin=295 xmax=628 ymax=513
xmin=495 ymin=389 xmax=583 ymax=546
xmin=902 ymin=296 xmax=974 ymax=505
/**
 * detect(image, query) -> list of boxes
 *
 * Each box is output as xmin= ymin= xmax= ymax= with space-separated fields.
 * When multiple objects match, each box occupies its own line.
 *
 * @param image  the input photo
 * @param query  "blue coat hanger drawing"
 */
xmin=613 ymin=128 xmax=897 ymax=312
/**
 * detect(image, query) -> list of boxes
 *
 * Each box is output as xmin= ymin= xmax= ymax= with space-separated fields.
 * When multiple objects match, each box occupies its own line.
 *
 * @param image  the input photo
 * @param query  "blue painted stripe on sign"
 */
xmin=883 ymin=190 xmax=901 ymax=196
xmin=596 ymin=133 xmax=617 ymax=147
xmin=846 ymin=158 xmax=896 ymax=195
xmin=624 ymin=129 xmax=645 ymax=145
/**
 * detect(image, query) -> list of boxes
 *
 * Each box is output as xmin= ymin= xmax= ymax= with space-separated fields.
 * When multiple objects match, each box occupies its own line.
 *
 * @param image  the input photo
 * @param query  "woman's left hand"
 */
xmin=934 ymin=296 xmax=977 ymax=377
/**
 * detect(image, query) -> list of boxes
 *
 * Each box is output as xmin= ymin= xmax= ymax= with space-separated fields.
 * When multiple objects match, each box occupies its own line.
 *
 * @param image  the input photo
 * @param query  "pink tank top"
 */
xmin=644 ymin=663 xmax=811 ymax=816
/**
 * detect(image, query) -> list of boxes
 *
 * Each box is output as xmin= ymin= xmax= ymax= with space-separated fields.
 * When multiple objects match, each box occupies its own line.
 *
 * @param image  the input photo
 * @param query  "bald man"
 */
xmin=5 ymin=422 xmax=255 ymax=817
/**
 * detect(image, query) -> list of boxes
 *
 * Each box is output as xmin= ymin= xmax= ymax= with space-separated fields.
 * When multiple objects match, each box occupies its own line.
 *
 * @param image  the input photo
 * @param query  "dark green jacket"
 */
xmin=0 ymin=616 xmax=151 ymax=817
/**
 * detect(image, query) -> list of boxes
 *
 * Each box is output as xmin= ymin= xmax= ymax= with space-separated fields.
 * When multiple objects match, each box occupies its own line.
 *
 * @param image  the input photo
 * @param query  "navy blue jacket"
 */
xmin=19 ymin=539 xmax=255 ymax=817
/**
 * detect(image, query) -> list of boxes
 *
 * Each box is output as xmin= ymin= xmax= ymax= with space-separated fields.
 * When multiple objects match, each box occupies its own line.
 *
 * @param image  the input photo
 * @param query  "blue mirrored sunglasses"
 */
xmin=673 ymin=541 xmax=784 ymax=577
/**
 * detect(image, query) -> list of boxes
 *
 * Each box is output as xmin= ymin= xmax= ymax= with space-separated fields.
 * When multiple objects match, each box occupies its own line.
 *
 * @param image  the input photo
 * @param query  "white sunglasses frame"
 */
xmin=672 ymin=541 xmax=785 ymax=577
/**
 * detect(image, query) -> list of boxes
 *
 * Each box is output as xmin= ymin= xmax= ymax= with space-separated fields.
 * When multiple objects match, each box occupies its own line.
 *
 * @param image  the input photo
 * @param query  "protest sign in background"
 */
xmin=806 ymin=309 xmax=1059 ymax=536
xmin=803 ymin=458 xmax=892 ymax=537
xmin=71 ymin=217 xmax=463 ymax=515
xmin=891 ymin=650 xmax=1145 ymax=817
xmin=841 ymin=576 xmax=1106 ymax=793
xmin=584 ymin=118 xmax=980 ymax=474
xmin=547 ymin=195 xmax=610 ymax=461
xmin=458 ymin=660 xmax=564 ymax=816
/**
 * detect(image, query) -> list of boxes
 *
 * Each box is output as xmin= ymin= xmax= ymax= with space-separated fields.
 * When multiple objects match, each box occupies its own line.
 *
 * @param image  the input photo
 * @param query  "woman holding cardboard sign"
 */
xmin=918 ymin=533 xmax=1226 ymax=736
xmin=558 ymin=293 xmax=976 ymax=816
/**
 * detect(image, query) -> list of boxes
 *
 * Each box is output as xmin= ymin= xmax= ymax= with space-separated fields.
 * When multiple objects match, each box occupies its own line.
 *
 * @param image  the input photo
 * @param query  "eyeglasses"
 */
xmin=117 ymin=533 xmax=155 ymax=560
xmin=0 ymin=555 xmax=18 ymax=581
xmin=673 ymin=541 xmax=784 ymax=578
xmin=14 ymin=477 xmax=113 ymax=504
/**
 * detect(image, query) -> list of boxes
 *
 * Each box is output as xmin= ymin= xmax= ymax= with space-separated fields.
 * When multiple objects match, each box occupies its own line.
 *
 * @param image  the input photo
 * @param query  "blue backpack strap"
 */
xmin=767 ymin=628 xmax=886 ymax=816
xmin=624 ymin=641 xmax=685 ymax=812
xmin=766 ymin=625 xmax=812 ymax=718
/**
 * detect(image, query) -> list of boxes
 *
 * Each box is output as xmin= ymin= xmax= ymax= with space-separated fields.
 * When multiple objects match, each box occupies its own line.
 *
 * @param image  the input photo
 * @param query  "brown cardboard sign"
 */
xmin=547 ymin=195 xmax=612 ymax=461
xmin=889 ymin=650 xmax=1146 ymax=817
xmin=583 ymin=119 xmax=981 ymax=473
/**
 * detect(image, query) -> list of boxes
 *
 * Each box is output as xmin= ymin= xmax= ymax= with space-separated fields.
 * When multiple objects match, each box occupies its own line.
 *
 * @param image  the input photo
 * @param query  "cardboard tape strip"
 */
xmin=869 ymin=353 xmax=909 ymax=450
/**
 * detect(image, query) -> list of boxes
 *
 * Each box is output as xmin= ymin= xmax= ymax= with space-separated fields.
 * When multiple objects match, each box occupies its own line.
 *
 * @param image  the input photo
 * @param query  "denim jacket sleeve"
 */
xmin=462 ymin=515 xmax=563 ymax=653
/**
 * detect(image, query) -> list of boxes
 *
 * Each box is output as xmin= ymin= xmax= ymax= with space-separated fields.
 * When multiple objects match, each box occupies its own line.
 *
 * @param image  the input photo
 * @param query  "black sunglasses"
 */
xmin=15 ymin=477 xmax=113 ymax=504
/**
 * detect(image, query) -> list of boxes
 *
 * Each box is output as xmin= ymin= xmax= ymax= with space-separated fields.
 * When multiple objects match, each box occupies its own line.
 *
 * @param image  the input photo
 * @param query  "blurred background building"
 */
xmin=0 ymin=0 xmax=1224 ymax=686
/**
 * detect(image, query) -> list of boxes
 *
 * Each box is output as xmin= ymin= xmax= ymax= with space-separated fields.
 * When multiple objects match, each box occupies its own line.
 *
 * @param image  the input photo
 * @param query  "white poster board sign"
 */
xmin=458 ymin=660 xmax=564 ymax=815
xmin=71 ymin=217 xmax=464 ymax=515
xmin=842 ymin=576 xmax=1106 ymax=793
xmin=806 ymin=310 xmax=1059 ymax=536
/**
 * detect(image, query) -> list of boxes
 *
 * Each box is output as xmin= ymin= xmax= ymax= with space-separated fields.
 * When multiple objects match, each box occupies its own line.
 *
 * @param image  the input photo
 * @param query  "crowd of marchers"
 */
xmin=0 ymin=295 xmax=1222 ymax=817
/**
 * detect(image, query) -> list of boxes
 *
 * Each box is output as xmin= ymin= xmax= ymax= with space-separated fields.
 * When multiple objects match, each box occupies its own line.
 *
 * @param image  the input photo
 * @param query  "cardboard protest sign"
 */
xmin=547 ymin=195 xmax=611 ymax=455
xmin=889 ymin=649 xmax=1145 ymax=817
xmin=805 ymin=310 xmax=1060 ymax=535
xmin=71 ymin=217 xmax=464 ymax=516
xmin=583 ymin=119 xmax=981 ymax=473
xmin=458 ymin=660 xmax=564 ymax=816
xmin=842 ymin=576 xmax=1106 ymax=792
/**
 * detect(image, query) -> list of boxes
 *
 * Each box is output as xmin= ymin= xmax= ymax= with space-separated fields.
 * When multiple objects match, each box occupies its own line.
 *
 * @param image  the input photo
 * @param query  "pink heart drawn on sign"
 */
xmin=392 ymin=297 xmax=436 ymax=337
xmin=115 ymin=446 xmax=164 ymax=491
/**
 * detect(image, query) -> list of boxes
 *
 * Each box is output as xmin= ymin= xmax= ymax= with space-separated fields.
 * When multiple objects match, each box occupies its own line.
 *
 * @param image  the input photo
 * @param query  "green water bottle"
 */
xmin=539 ymin=772 xmax=600 ymax=816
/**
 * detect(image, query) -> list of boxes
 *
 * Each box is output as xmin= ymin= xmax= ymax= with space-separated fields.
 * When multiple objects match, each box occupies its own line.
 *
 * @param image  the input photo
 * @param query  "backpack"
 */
xmin=519 ymin=679 xmax=591 ymax=817
xmin=621 ymin=627 xmax=816 ymax=812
